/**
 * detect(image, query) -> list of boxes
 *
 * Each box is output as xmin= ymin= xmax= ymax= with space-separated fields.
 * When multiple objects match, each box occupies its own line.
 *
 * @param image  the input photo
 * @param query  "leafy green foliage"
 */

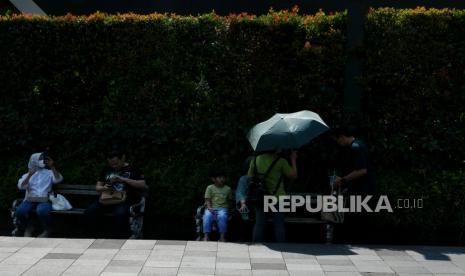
xmin=0 ymin=11 xmax=346 ymax=232
xmin=1 ymin=8 xmax=464 ymax=242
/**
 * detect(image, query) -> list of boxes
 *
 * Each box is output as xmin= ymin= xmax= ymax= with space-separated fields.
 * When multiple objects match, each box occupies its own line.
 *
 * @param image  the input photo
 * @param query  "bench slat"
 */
xmin=54 ymin=184 xmax=95 ymax=190
xmin=54 ymin=190 xmax=99 ymax=195
xmin=50 ymin=209 xmax=114 ymax=216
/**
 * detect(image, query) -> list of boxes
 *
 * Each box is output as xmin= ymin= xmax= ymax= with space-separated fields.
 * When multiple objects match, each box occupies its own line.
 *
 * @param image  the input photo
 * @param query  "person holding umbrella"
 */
xmin=246 ymin=110 xmax=330 ymax=242
xmin=248 ymin=150 xmax=297 ymax=242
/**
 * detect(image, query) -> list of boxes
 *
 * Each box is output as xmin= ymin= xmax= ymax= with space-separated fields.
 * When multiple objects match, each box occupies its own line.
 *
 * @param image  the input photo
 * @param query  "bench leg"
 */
xmin=326 ymin=224 xmax=334 ymax=244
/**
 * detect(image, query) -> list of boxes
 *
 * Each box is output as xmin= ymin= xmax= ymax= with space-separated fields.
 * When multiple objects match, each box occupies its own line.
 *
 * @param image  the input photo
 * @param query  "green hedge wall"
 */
xmin=1 ymin=8 xmax=464 ymax=242
xmin=364 ymin=8 xmax=465 ymax=242
xmin=0 ymin=10 xmax=346 ymax=237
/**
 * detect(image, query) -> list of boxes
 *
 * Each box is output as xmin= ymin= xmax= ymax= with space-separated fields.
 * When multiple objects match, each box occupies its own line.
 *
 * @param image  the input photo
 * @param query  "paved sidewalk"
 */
xmin=1 ymin=236 xmax=465 ymax=276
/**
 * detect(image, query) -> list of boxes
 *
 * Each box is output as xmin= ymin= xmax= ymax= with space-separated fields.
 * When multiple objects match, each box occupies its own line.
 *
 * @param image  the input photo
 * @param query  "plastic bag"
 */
xmin=49 ymin=194 xmax=72 ymax=211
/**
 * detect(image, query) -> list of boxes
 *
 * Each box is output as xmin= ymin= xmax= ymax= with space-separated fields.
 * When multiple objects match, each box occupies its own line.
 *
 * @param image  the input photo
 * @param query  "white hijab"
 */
xmin=28 ymin=152 xmax=44 ymax=170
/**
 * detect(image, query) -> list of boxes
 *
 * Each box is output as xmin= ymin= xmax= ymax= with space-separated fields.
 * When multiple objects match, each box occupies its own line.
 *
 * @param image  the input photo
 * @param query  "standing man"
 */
xmin=84 ymin=150 xmax=147 ymax=238
xmin=332 ymin=127 xmax=375 ymax=196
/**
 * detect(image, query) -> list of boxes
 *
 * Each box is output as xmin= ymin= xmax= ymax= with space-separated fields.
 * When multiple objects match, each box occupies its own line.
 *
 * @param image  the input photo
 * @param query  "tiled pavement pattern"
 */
xmin=1 ymin=236 xmax=465 ymax=276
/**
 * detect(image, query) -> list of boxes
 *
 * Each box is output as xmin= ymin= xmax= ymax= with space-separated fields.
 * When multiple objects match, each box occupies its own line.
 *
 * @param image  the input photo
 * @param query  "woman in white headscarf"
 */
xmin=16 ymin=152 xmax=63 ymax=237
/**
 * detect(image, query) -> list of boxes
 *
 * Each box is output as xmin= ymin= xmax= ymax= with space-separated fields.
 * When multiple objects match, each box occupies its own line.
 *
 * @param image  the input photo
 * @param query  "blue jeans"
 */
xmin=15 ymin=201 xmax=52 ymax=232
xmin=203 ymin=208 xmax=228 ymax=234
xmin=84 ymin=201 xmax=130 ymax=238
xmin=253 ymin=206 xmax=285 ymax=242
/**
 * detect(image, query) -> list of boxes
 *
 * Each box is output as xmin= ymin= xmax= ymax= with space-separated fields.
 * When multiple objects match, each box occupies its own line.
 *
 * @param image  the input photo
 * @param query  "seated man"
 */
xmin=84 ymin=150 xmax=147 ymax=238
xmin=203 ymin=169 xmax=233 ymax=242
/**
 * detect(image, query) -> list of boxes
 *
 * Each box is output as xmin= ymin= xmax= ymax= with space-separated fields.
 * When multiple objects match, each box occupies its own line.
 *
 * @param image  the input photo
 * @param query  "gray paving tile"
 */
xmin=385 ymin=260 xmax=422 ymax=267
xmin=218 ymin=251 xmax=250 ymax=258
xmin=282 ymin=252 xmax=316 ymax=259
xmin=22 ymin=259 xmax=74 ymax=276
xmin=375 ymin=249 xmax=411 ymax=257
xmin=356 ymin=265 xmax=394 ymax=273
xmin=360 ymin=273 xmax=396 ymax=276
xmin=391 ymin=266 xmax=431 ymax=273
xmin=184 ymin=250 xmax=217 ymax=257
xmin=0 ymin=247 xmax=20 ymax=253
xmin=0 ymin=252 xmax=13 ymax=261
xmin=100 ymin=272 xmax=139 ymax=276
xmin=139 ymin=267 xmax=178 ymax=276
xmin=217 ymin=243 xmax=249 ymax=252
xmin=317 ymin=259 xmax=353 ymax=265
xmin=349 ymin=255 xmax=383 ymax=261
xmin=50 ymin=248 xmax=87 ymax=254
xmin=217 ymin=257 xmax=250 ymax=263
xmin=24 ymin=238 xmax=65 ymax=248
xmin=121 ymin=240 xmax=156 ymax=250
xmin=396 ymin=273 xmax=433 ymax=276
xmin=43 ymin=253 xmax=81 ymax=259
xmin=177 ymin=267 xmax=215 ymax=275
xmin=61 ymin=264 xmax=106 ymax=276
xmin=109 ymin=260 xmax=145 ymax=266
xmin=180 ymin=260 xmax=215 ymax=269
xmin=55 ymin=239 xmax=95 ymax=249
xmin=156 ymin=240 xmax=187 ymax=245
xmin=144 ymin=260 xmax=181 ymax=267
xmin=288 ymin=271 xmax=325 ymax=276
xmin=322 ymin=265 xmax=358 ymax=272
xmin=89 ymin=239 xmax=125 ymax=249
xmin=215 ymin=268 xmax=252 ymax=276
xmin=0 ymin=264 xmax=34 ymax=276
xmin=216 ymin=262 xmax=252 ymax=269
xmin=251 ymin=270 xmax=288 ymax=276
xmin=146 ymin=255 xmax=183 ymax=262
xmin=285 ymin=263 xmax=322 ymax=271
xmin=103 ymin=265 xmax=143 ymax=273
xmin=252 ymin=263 xmax=287 ymax=270
xmin=380 ymin=255 xmax=416 ymax=261
xmin=324 ymin=272 xmax=362 ymax=276
xmin=181 ymin=256 xmax=216 ymax=263
xmin=284 ymin=258 xmax=319 ymax=265
xmin=251 ymin=258 xmax=285 ymax=264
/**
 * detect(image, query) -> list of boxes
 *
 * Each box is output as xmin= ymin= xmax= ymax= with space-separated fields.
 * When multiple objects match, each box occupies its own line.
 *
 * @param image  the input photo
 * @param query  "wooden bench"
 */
xmin=269 ymin=192 xmax=344 ymax=243
xmin=10 ymin=184 xmax=146 ymax=239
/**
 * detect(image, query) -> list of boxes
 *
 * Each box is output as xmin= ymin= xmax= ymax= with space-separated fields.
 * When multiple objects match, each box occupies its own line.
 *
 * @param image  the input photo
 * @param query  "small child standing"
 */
xmin=203 ymin=169 xmax=233 ymax=242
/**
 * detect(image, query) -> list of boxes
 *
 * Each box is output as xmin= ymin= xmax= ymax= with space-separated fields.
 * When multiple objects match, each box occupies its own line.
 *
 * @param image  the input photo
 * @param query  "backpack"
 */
xmin=247 ymin=156 xmax=283 ymax=206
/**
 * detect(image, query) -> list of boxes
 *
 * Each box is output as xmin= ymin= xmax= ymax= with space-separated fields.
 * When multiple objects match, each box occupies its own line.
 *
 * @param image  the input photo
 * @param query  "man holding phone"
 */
xmin=84 ymin=150 xmax=147 ymax=238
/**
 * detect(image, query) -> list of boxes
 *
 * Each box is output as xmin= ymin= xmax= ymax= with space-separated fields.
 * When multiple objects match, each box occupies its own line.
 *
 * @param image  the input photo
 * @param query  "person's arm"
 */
xmin=282 ymin=151 xmax=298 ymax=180
xmin=205 ymin=198 xmax=213 ymax=211
xmin=205 ymin=185 xmax=213 ymax=211
xmin=96 ymin=181 xmax=111 ymax=193
xmin=45 ymin=157 xmax=63 ymax=183
xmin=247 ymin=159 xmax=254 ymax=177
xmin=336 ymin=169 xmax=367 ymax=186
xmin=112 ymin=176 xmax=147 ymax=190
xmin=111 ymin=168 xmax=148 ymax=190
xmin=236 ymin=176 xmax=248 ymax=211
xmin=18 ymin=169 xmax=36 ymax=190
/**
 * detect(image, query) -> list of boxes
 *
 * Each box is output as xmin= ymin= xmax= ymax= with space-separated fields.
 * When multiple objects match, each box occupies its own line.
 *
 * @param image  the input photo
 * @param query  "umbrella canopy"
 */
xmin=247 ymin=110 xmax=329 ymax=152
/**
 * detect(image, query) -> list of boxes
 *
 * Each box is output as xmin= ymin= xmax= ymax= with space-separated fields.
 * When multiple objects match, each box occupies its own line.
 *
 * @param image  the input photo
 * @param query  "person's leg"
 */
xmin=15 ymin=201 xmax=35 ymax=235
xmin=203 ymin=209 xmax=214 ymax=241
xmin=83 ymin=201 xmax=104 ymax=238
xmin=253 ymin=207 xmax=266 ymax=243
xmin=272 ymin=211 xmax=285 ymax=243
xmin=35 ymin=202 xmax=52 ymax=237
xmin=112 ymin=202 xmax=130 ymax=239
xmin=216 ymin=208 xmax=228 ymax=242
